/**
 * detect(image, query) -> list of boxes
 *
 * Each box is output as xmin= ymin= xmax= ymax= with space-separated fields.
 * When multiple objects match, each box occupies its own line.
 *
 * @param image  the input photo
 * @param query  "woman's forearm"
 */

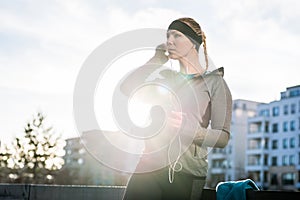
xmin=120 ymin=54 xmax=167 ymax=96
xmin=193 ymin=127 xmax=230 ymax=148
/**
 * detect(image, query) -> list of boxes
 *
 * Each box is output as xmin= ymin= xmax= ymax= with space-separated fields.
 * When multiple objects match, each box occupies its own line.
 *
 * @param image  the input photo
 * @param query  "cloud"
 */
xmin=0 ymin=1 xmax=187 ymax=140
xmin=205 ymin=0 xmax=300 ymax=102
xmin=0 ymin=1 xmax=184 ymax=94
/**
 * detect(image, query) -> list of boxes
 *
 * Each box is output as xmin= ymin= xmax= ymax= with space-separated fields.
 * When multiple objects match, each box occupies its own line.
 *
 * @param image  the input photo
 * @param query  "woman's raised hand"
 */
xmin=148 ymin=43 xmax=169 ymax=65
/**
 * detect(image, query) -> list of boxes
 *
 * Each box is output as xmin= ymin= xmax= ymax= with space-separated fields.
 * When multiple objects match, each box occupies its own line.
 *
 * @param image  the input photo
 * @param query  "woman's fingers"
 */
xmin=168 ymin=111 xmax=186 ymax=128
xmin=153 ymin=43 xmax=169 ymax=62
xmin=156 ymin=43 xmax=167 ymax=52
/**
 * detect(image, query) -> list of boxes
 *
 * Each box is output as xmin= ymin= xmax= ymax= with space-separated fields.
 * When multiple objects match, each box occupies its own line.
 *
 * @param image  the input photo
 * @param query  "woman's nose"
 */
xmin=167 ymin=36 xmax=174 ymax=45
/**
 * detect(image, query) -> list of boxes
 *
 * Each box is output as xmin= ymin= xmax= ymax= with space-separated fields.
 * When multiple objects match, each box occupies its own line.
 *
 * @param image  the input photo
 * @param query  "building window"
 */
xmin=290 ymin=89 xmax=300 ymax=97
xmin=228 ymin=145 xmax=232 ymax=154
xmin=249 ymin=123 xmax=260 ymax=133
xmin=264 ymin=138 xmax=269 ymax=149
xmin=271 ymin=174 xmax=278 ymax=185
xmin=263 ymin=171 xmax=268 ymax=183
xmin=283 ymin=155 xmax=288 ymax=166
xmin=271 ymin=156 xmax=277 ymax=166
xmin=259 ymin=109 xmax=270 ymax=117
xmin=242 ymin=103 xmax=247 ymax=110
xmin=272 ymin=106 xmax=280 ymax=116
xmin=284 ymin=105 xmax=289 ymax=115
xmin=248 ymin=155 xmax=260 ymax=166
xmin=282 ymin=173 xmax=295 ymax=185
xmin=228 ymin=175 xmax=231 ymax=181
xmin=283 ymin=138 xmax=288 ymax=149
xmin=290 ymin=137 xmax=295 ymax=148
xmin=272 ymin=123 xmax=278 ymax=133
xmin=290 ymin=120 xmax=296 ymax=131
xmin=264 ymin=109 xmax=270 ymax=117
xmin=233 ymin=103 xmax=238 ymax=110
xmin=264 ymin=122 xmax=269 ymax=133
xmin=289 ymin=155 xmax=295 ymax=165
xmin=263 ymin=155 xmax=268 ymax=166
xmin=212 ymin=160 xmax=217 ymax=167
xmin=291 ymin=103 xmax=296 ymax=114
xmin=283 ymin=121 xmax=288 ymax=132
xmin=272 ymin=140 xmax=278 ymax=149
xmin=212 ymin=160 xmax=223 ymax=168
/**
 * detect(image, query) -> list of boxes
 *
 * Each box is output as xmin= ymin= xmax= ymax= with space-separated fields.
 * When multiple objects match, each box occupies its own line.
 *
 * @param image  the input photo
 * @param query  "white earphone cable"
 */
xmin=168 ymin=134 xmax=182 ymax=183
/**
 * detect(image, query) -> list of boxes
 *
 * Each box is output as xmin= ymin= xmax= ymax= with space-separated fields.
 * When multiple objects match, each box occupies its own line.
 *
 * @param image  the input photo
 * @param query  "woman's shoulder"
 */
xmin=203 ymin=67 xmax=224 ymax=77
xmin=203 ymin=67 xmax=231 ymax=96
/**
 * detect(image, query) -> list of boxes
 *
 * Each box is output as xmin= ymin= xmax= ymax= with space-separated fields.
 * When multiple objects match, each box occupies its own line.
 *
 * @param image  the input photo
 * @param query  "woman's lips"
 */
xmin=167 ymin=49 xmax=176 ymax=54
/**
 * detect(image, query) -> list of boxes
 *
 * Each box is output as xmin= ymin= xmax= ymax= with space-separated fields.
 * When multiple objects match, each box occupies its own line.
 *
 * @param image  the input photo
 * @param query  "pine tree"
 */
xmin=10 ymin=112 xmax=66 ymax=183
xmin=0 ymin=143 xmax=12 ymax=182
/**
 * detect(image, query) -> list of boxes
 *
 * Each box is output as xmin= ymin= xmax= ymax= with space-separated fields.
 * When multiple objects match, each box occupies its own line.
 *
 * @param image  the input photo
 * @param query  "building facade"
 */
xmin=207 ymin=99 xmax=259 ymax=188
xmin=246 ymin=85 xmax=300 ymax=190
xmin=57 ymin=131 xmax=130 ymax=186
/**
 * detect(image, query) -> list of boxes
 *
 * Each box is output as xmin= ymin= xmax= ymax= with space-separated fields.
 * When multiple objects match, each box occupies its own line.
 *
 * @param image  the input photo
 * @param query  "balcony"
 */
xmin=248 ymin=117 xmax=270 ymax=138
xmin=210 ymin=152 xmax=226 ymax=160
xmin=247 ymin=131 xmax=267 ymax=139
xmin=248 ymin=116 xmax=270 ymax=123
xmin=246 ymin=165 xmax=265 ymax=171
xmin=210 ymin=167 xmax=226 ymax=174
xmin=247 ymin=147 xmax=264 ymax=155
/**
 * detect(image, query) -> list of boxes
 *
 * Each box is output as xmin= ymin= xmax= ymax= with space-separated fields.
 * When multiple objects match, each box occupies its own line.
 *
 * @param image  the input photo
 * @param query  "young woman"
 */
xmin=122 ymin=17 xmax=232 ymax=200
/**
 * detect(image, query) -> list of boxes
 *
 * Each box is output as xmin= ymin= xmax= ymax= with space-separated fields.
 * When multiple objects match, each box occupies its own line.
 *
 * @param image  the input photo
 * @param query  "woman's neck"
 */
xmin=179 ymin=52 xmax=205 ymax=75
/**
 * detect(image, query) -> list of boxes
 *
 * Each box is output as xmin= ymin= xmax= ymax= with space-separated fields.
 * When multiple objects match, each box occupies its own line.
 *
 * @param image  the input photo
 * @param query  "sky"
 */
xmin=0 ymin=0 xmax=300 ymax=143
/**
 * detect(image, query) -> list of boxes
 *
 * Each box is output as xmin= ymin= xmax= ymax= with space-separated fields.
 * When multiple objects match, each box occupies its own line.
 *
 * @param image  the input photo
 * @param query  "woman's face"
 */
xmin=166 ymin=29 xmax=194 ymax=59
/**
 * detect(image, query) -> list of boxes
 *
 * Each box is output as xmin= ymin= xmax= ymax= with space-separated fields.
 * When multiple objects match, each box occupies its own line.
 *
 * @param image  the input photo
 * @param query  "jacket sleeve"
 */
xmin=120 ymin=56 xmax=167 ymax=97
xmin=193 ymin=69 xmax=232 ymax=148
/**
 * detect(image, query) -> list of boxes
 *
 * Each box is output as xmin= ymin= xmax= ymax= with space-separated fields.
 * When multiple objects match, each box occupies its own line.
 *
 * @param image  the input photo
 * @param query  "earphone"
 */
xmin=165 ymin=51 xmax=169 ymax=56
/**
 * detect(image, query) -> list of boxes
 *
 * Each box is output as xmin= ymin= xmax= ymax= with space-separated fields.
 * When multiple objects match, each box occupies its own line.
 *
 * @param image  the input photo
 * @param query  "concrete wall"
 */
xmin=0 ymin=184 xmax=125 ymax=200
xmin=0 ymin=184 xmax=299 ymax=200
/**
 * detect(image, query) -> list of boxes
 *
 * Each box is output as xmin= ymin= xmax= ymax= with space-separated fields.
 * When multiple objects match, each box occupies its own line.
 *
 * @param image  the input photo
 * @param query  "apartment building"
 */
xmin=246 ymin=85 xmax=300 ymax=190
xmin=207 ymin=99 xmax=259 ymax=188
xmin=58 ymin=131 xmax=130 ymax=185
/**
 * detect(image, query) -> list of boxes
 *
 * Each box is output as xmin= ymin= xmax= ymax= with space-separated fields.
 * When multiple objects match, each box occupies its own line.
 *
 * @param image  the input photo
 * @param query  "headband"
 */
xmin=168 ymin=20 xmax=203 ymax=50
